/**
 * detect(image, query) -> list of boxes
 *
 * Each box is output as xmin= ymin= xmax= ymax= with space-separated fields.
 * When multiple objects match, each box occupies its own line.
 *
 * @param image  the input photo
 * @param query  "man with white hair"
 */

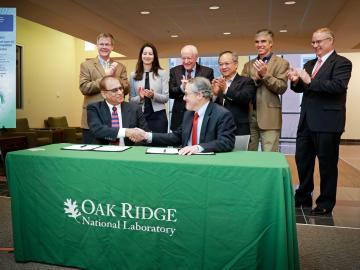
xmin=169 ymin=45 xmax=214 ymax=131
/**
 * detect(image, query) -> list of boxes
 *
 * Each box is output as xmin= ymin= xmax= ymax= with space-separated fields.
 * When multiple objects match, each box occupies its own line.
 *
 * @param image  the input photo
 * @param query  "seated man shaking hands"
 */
xmin=131 ymin=77 xmax=236 ymax=155
xmin=87 ymin=75 xmax=149 ymax=145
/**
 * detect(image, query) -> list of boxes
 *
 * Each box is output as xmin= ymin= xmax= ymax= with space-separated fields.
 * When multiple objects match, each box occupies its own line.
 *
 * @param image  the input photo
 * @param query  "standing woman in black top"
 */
xmin=130 ymin=43 xmax=169 ymax=133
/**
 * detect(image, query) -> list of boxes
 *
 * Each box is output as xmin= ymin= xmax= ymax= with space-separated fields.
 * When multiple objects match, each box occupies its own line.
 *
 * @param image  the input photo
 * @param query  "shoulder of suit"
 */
xmin=334 ymin=53 xmax=352 ymax=64
xmin=81 ymin=57 xmax=98 ymax=66
xmin=270 ymin=55 xmax=289 ymax=64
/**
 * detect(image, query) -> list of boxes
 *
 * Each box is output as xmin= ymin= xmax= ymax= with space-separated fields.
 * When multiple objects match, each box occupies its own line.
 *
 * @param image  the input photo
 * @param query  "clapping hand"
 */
xmin=105 ymin=62 xmax=118 ymax=76
xmin=253 ymin=59 xmax=268 ymax=78
xmin=144 ymin=89 xmax=154 ymax=98
xmin=181 ymin=75 xmax=189 ymax=90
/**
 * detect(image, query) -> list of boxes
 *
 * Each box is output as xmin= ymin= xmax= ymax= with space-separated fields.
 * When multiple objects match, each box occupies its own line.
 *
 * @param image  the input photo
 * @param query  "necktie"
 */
xmin=111 ymin=106 xmax=120 ymax=145
xmin=186 ymin=69 xmax=192 ymax=79
xmin=311 ymin=59 xmax=322 ymax=79
xmin=191 ymin=112 xmax=199 ymax=146
xmin=112 ymin=106 xmax=119 ymax=127
xmin=144 ymin=72 xmax=153 ymax=117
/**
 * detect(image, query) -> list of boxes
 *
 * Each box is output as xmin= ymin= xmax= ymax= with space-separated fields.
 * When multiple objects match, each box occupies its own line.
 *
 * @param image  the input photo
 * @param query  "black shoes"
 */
xmin=310 ymin=206 xmax=332 ymax=215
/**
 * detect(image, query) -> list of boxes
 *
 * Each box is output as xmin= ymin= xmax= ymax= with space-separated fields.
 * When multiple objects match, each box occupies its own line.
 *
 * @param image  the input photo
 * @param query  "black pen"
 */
xmin=80 ymin=145 xmax=87 ymax=148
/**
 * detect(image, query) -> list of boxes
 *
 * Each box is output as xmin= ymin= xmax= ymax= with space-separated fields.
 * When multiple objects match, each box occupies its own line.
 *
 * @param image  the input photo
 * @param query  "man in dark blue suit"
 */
xmin=169 ymin=45 xmax=214 ymax=131
xmin=288 ymin=27 xmax=352 ymax=215
xmin=132 ymin=77 xmax=236 ymax=155
xmin=87 ymin=76 xmax=148 ymax=145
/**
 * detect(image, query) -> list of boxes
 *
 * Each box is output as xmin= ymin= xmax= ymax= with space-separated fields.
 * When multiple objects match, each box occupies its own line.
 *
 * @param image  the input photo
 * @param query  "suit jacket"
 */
xmin=215 ymin=73 xmax=256 ymax=135
xmin=169 ymin=64 xmax=214 ymax=130
xmin=129 ymin=69 xmax=169 ymax=112
xmin=152 ymin=102 xmax=236 ymax=152
xmin=79 ymin=57 xmax=130 ymax=129
xmin=241 ymin=55 xmax=289 ymax=130
xmin=87 ymin=100 xmax=148 ymax=145
xmin=291 ymin=51 xmax=352 ymax=133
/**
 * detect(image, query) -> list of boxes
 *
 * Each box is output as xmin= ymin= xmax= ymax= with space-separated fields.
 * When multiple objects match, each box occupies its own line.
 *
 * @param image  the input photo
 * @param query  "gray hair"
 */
xmin=187 ymin=77 xmax=212 ymax=99
xmin=255 ymin=29 xmax=274 ymax=42
xmin=181 ymin=45 xmax=198 ymax=57
xmin=314 ymin=27 xmax=335 ymax=39
xmin=218 ymin=51 xmax=238 ymax=63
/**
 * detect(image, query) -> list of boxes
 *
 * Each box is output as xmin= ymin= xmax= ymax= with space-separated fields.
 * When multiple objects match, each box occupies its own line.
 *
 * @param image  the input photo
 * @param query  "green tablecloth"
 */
xmin=6 ymin=144 xmax=299 ymax=270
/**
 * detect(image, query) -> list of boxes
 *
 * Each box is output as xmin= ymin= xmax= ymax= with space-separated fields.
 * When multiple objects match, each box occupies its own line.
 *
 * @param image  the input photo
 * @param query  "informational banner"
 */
xmin=0 ymin=8 xmax=16 ymax=128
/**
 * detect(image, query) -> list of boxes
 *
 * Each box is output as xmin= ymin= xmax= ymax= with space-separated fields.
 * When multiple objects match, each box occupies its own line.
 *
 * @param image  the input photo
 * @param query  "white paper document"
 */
xmin=93 ymin=146 xmax=131 ymax=152
xmin=146 ymin=147 xmax=215 ymax=155
xmin=146 ymin=147 xmax=179 ymax=154
xmin=62 ymin=144 xmax=100 ymax=151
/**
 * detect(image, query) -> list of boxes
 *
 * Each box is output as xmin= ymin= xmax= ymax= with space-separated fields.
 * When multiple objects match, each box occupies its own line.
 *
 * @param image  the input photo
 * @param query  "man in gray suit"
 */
xmin=133 ymin=77 xmax=236 ymax=155
xmin=79 ymin=33 xmax=129 ymax=143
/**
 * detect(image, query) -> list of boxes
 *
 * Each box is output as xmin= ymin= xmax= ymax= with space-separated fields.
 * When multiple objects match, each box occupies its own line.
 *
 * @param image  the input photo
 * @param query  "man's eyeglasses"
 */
xmin=311 ymin=37 xmax=332 ymax=46
xmin=103 ymin=87 xmax=123 ymax=93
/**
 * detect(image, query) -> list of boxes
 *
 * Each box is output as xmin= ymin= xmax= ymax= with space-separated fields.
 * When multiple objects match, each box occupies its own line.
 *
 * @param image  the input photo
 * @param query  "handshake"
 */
xmin=125 ymin=128 xmax=148 ymax=143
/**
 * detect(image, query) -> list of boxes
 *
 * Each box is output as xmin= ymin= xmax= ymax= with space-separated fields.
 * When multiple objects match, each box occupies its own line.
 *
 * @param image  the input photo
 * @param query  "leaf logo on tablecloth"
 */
xmin=64 ymin=198 xmax=82 ymax=222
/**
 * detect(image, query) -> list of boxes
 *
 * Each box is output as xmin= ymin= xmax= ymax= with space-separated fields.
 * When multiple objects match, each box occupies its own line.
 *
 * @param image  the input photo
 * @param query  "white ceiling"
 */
xmin=3 ymin=0 xmax=360 ymax=58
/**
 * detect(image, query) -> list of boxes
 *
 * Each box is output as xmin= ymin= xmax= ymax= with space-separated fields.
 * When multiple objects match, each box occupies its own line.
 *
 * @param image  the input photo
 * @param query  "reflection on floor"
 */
xmin=1 ymin=143 xmax=359 ymax=229
xmin=284 ymin=144 xmax=360 ymax=229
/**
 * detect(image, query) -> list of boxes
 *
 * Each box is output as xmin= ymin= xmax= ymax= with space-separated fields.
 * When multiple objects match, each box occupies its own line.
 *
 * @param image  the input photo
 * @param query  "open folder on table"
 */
xmin=62 ymin=144 xmax=131 ymax=152
xmin=146 ymin=147 xmax=215 ymax=155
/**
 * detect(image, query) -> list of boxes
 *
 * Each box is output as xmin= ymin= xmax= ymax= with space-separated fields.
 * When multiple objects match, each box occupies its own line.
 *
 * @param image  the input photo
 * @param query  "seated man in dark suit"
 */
xmin=132 ymin=77 xmax=236 ymax=155
xmin=87 ymin=75 xmax=148 ymax=145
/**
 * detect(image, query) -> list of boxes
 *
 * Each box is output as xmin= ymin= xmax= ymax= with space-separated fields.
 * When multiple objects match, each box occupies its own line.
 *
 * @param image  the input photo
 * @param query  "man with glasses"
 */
xmin=169 ymin=45 xmax=214 ymax=131
xmin=87 ymin=76 xmax=148 ymax=145
xmin=132 ymin=77 xmax=236 ymax=155
xmin=288 ymin=27 xmax=352 ymax=215
xmin=242 ymin=29 xmax=289 ymax=152
xmin=80 ymin=33 xmax=129 ymax=143
xmin=213 ymin=51 xmax=256 ymax=137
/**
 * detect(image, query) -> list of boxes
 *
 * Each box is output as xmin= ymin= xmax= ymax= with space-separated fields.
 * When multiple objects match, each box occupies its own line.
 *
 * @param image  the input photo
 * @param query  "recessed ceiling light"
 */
xmin=209 ymin=6 xmax=220 ymax=10
xmin=140 ymin=11 xmax=150 ymax=15
xmin=170 ymin=34 xmax=179 ymax=38
xmin=284 ymin=1 xmax=296 ymax=4
xmin=223 ymin=32 xmax=231 ymax=35
xmin=279 ymin=29 xmax=288 ymax=33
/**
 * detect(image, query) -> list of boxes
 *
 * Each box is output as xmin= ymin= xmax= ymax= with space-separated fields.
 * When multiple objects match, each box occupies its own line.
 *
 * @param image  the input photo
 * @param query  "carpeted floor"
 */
xmin=1 ymin=197 xmax=359 ymax=270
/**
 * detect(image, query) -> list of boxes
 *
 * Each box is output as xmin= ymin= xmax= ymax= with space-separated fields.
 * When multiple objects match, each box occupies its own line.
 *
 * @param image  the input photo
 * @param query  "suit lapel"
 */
xmin=101 ymin=101 xmax=112 ymax=127
xmin=93 ymin=57 xmax=106 ymax=76
xmin=313 ymin=51 xmax=337 ymax=79
xmin=199 ymin=103 xmax=213 ymax=143
xmin=121 ymin=103 xmax=130 ymax=128
xmin=182 ymin=111 xmax=194 ymax=145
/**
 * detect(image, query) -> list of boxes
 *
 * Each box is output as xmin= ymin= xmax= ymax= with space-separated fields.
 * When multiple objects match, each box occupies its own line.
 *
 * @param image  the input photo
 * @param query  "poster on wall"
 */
xmin=0 ymin=7 xmax=16 ymax=128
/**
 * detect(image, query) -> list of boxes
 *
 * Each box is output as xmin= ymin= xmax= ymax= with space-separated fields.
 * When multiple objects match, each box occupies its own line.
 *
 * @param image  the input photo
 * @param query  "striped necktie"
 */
xmin=311 ymin=59 xmax=322 ymax=79
xmin=112 ymin=106 xmax=120 ymax=128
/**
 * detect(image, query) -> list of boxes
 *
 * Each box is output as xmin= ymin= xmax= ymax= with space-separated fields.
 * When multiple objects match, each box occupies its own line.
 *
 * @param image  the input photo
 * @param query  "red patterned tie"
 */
xmin=311 ymin=59 xmax=322 ymax=79
xmin=191 ymin=112 xmax=199 ymax=146
xmin=111 ymin=106 xmax=120 ymax=145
